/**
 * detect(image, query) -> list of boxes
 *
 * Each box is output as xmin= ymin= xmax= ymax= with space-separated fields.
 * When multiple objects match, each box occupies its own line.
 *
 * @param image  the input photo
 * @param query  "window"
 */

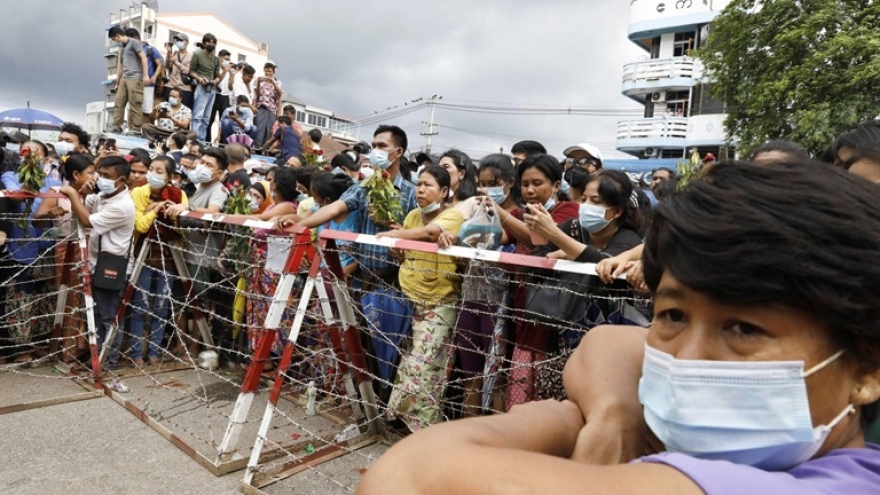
xmin=673 ymin=31 xmax=695 ymax=57
xmin=168 ymin=30 xmax=181 ymax=43
xmin=238 ymin=54 xmax=247 ymax=63
xmin=649 ymin=37 xmax=661 ymax=59
xmin=295 ymin=111 xmax=305 ymax=123
xmin=691 ymin=84 xmax=725 ymax=115
xmin=664 ymin=90 xmax=690 ymax=117
xmin=307 ymin=114 xmax=327 ymax=128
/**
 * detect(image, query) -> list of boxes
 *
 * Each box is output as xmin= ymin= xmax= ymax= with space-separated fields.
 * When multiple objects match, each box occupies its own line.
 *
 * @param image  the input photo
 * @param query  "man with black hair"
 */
xmin=164 ymin=33 xmax=194 ymax=109
xmin=207 ymin=49 xmax=233 ymax=143
xmin=650 ymin=167 xmax=675 ymax=192
xmin=164 ymin=131 xmax=188 ymax=165
xmin=231 ymin=64 xmax=256 ymax=108
xmin=224 ymin=144 xmax=252 ymax=189
xmin=125 ymin=28 xmax=164 ymax=123
xmin=58 ymin=122 xmax=90 ymax=155
xmin=259 ymin=115 xmax=302 ymax=162
xmin=59 ymin=156 xmax=134 ymax=367
xmin=220 ymin=95 xmax=257 ymax=143
xmin=511 ymin=140 xmax=547 ymax=165
xmin=142 ymin=87 xmax=192 ymax=141
xmin=832 ymin=120 xmax=880 ymax=183
xmin=128 ymin=149 xmax=151 ymax=189
xmin=108 ymin=26 xmax=149 ymax=134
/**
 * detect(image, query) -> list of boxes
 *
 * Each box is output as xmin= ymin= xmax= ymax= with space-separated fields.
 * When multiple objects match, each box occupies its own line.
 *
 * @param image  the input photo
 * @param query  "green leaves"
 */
xmin=695 ymin=0 xmax=880 ymax=156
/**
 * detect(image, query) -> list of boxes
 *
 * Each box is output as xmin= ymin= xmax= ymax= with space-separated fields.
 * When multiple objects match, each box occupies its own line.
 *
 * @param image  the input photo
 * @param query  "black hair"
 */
xmin=250 ymin=181 xmax=268 ymax=198
xmin=331 ymin=151 xmax=358 ymax=172
xmin=440 ymin=149 xmax=478 ymax=202
xmin=479 ymin=153 xmax=521 ymax=205
xmin=831 ymin=120 xmax=880 ymax=168
xmin=651 ymin=167 xmax=676 ymax=179
xmin=265 ymin=62 xmax=278 ymax=71
xmin=129 ymin=148 xmax=152 ymax=166
xmin=201 ymin=147 xmax=228 ymax=170
xmin=266 ymin=166 xmax=280 ymax=179
xmin=517 ymin=153 xmax=562 ymax=186
xmin=60 ymin=122 xmax=90 ymax=149
xmin=196 ymin=33 xmax=217 ymax=50
xmin=643 ymin=159 xmax=880 ymax=425
xmin=60 ymin=153 xmax=95 ymax=182
xmin=272 ymin=167 xmax=298 ymax=202
xmin=653 ymin=179 xmax=678 ymax=202
xmin=308 ymin=128 xmax=323 ymax=143
xmin=310 ymin=172 xmax=354 ymax=203
xmin=374 ymin=125 xmax=408 ymax=153
xmin=170 ymin=132 xmax=187 ymax=150
xmin=218 ymin=49 xmax=230 ymax=57
xmin=511 ymin=140 xmax=547 ymax=156
xmin=151 ymin=155 xmax=177 ymax=177
xmin=282 ymin=105 xmax=296 ymax=115
xmin=180 ymin=153 xmax=199 ymax=163
xmin=277 ymin=116 xmax=292 ymax=126
xmin=124 ymin=28 xmax=140 ymax=39
xmin=242 ymin=64 xmax=256 ymax=75
xmin=419 ymin=165 xmax=451 ymax=193
xmin=588 ymin=170 xmax=644 ymax=235
xmin=225 ymin=144 xmax=247 ymax=165
xmin=100 ymin=155 xmax=130 ymax=179
xmin=294 ymin=166 xmax=318 ymax=191
xmin=108 ymin=26 xmax=125 ymax=39
xmin=235 ymin=95 xmax=250 ymax=105
xmin=749 ymin=140 xmax=811 ymax=163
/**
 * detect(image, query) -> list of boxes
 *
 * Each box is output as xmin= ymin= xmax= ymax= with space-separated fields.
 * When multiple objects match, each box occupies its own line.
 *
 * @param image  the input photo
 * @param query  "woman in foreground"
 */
xmin=357 ymin=160 xmax=880 ymax=494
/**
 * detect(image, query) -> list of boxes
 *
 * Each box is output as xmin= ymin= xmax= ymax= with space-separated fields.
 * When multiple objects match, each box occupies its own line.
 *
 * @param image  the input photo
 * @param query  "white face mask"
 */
xmin=578 ymin=202 xmax=611 ymax=234
xmin=97 ymin=176 xmax=120 ymax=195
xmin=419 ymin=200 xmax=441 ymax=214
xmin=55 ymin=141 xmax=75 ymax=157
xmin=639 ymin=344 xmax=853 ymax=471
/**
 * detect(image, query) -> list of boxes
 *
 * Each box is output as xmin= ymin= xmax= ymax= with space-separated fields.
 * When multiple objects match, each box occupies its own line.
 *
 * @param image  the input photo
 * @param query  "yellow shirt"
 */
xmin=398 ymin=207 xmax=464 ymax=306
xmin=131 ymin=184 xmax=189 ymax=236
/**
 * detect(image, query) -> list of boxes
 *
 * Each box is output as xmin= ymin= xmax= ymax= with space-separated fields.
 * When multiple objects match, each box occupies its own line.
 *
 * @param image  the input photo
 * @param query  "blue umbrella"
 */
xmin=0 ymin=106 xmax=64 ymax=131
xmin=361 ymin=286 xmax=413 ymax=383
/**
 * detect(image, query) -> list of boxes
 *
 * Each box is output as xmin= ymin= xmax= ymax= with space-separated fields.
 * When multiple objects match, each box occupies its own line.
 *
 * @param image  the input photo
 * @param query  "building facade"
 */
xmin=281 ymin=94 xmax=359 ymax=146
xmin=87 ymin=2 xmax=269 ymax=136
xmin=615 ymin=0 xmax=733 ymax=159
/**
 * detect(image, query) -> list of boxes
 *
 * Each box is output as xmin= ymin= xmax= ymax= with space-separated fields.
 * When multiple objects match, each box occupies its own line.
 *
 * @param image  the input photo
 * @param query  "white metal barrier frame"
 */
xmin=238 ymin=228 xmax=625 ymax=492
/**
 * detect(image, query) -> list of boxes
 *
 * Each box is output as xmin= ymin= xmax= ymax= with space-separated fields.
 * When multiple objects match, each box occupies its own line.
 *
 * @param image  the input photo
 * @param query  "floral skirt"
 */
xmin=386 ymin=302 xmax=457 ymax=432
xmin=246 ymin=247 xmax=294 ymax=355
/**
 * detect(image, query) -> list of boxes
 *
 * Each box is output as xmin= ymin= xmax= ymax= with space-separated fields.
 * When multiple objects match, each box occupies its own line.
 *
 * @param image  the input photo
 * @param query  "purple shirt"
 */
xmin=640 ymin=443 xmax=880 ymax=494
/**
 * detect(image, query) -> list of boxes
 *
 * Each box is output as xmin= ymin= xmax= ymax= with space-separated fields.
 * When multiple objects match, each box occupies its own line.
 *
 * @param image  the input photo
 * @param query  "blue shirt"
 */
xmin=340 ymin=172 xmax=417 ymax=273
xmin=273 ymin=126 xmax=302 ymax=160
xmin=1 ymin=171 xmax=55 ymax=265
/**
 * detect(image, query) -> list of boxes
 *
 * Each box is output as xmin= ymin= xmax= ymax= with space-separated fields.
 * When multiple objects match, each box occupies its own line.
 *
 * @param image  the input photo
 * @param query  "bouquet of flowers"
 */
xmin=676 ymin=148 xmax=702 ymax=190
xmin=360 ymin=169 xmax=402 ymax=226
xmin=222 ymin=180 xmax=253 ymax=275
xmin=302 ymin=144 xmax=324 ymax=168
xmin=16 ymin=148 xmax=46 ymax=229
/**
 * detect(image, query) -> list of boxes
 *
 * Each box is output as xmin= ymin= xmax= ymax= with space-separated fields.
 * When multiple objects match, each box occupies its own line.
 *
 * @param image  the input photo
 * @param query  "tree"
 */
xmin=696 ymin=0 xmax=880 ymax=157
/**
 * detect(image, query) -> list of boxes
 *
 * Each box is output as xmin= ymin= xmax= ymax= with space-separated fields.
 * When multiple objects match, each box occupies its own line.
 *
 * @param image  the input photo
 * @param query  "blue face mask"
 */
xmin=578 ymin=202 xmax=611 ymax=234
xmin=97 ymin=176 xmax=119 ymax=195
xmin=168 ymin=97 xmax=179 ymax=107
xmin=369 ymin=149 xmax=392 ymax=170
xmin=486 ymin=186 xmax=508 ymax=205
xmin=639 ymin=344 xmax=852 ymax=471
xmin=188 ymin=164 xmax=213 ymax=185
xmin=560 ymin=178 xmax=571 ymax=196
xmin=543 ymin=197 xmax=556 ymax=212
xmin=146 ymin=172 xmax=166 ymax=189
xmin=175 ymin=41 xmax=186 ymax=50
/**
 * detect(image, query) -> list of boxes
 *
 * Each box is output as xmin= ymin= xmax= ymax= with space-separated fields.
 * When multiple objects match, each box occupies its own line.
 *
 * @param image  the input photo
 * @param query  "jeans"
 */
xmin=92 ymin=283 xmax=123 ymax=364
xmin=129 ymin=266 xmax=174 ymax=360
xmin=220 ymin=116 xmax=258 ymax=144
xmin=207 ymin=94 xmax=229 ymax=143
xmin=192 ymin=84 xmax=217 ymax=142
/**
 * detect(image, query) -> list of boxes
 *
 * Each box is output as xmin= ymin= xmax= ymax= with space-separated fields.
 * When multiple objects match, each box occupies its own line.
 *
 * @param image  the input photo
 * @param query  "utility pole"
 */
xmin=421 ymin=94 xmax=441 ymax=154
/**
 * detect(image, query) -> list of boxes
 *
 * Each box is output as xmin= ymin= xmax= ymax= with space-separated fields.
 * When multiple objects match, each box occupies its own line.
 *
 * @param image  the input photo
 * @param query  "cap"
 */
xmin=173 ymin=33 xmax=189 ymax=42
xmin=243 ymin=158 xmax=262 ymax=173
xmin=7 ymin=130 xmax=29 ymax=143
xmin=705 ymin=153 xmax=716 ymax=162
xmin=265 ymin=60 xmax=278 ymax=68
xmin=414 ymin=152 xmax=434 ymax=166
xmin=253 ymin=166 xmax=272 ymax=175
xmin=562 ymin=143 xmax=604 ymax=165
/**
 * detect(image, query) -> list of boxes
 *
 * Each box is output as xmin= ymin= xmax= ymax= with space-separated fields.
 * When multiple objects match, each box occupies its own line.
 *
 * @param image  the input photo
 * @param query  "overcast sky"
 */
xmin=0 ymin=0 xmax=645 ymax=158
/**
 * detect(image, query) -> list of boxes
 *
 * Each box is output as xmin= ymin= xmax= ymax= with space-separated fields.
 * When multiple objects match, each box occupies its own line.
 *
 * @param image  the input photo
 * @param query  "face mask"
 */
xmin=560 ymin=178 xmax=571 ymax=196
xmin=369 ymin=149 xmax=392 ymax=170
xmin=5 ymin=143 xmax=18 ymax=151
xmin=486 ymin=186 xmax=508 ymax=205
xmin=181 ymin=145 xmax=190 ymax=155
xmin=171 ymin=180 xmax=181 ymax=188
xmin=639 ymin=344 xmax=853 ymax=471
xmin=146 ymin=172 xmax=166 ymax=189
xmin=97 ymin=176 xmax=119 ymax=195
xmin=543 ymin=197 xmax=556 ymax=212
xmin=175 ymin=41 xmax=185 ymax=50
xmin=204 ymin=44 xmax=215 ymax=52
xmin=55 ymin=141 xmax=75 ymax=157
xmin=420 ymin=200 xmax=441 ymax=214
xmin=192 ymin=164 xmax=214 ymax=184
xmin=249 ymin=197 xmax=261 ymax=210
xmin=578 ymin=203 xmax=611 ymax=234
xmin=168 ymin=97 xmax=179 ymax=107
xmin=221 ymin=60 xmax=230 ymax=68
xmin=296 ymin=193 xmax=309 ymax=203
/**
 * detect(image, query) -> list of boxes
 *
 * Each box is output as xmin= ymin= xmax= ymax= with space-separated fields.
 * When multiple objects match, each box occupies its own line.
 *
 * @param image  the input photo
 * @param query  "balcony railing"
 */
xmin=617 ymin=117 xmax=689 ymax=144
xmin=622 ymin=56 xmax=695 ymax=85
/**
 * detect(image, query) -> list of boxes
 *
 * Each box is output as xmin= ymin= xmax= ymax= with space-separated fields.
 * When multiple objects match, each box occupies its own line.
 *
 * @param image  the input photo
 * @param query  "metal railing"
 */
xmin=622 ymin=56 xmax=695 ymax=84
xmin=616 ymin=117 xmax=689 ymax=141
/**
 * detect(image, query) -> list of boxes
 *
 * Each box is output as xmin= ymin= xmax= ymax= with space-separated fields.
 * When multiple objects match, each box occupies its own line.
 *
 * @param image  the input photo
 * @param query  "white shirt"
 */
xmin=219 ymin=66 xmax=232 ymax=97
xmin=85 ymin=189 xmax=135 ymax=272
xmin=231 ymin=72 xmax=255 ymax=103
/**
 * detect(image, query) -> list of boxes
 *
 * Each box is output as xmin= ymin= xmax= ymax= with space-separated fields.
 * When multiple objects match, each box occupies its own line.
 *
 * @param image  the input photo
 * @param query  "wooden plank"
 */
xmin=0 ymin=390 xmax=103 ymax=416
xmin=249 ymin=436 xmax=377 ymax=489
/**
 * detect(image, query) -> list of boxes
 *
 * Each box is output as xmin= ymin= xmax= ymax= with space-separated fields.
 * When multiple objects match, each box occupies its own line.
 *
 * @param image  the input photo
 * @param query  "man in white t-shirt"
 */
xmin=230 ymin=64 xmax=256 ymax=108
xmin=60 ymin=156 xmax=135 ymax=368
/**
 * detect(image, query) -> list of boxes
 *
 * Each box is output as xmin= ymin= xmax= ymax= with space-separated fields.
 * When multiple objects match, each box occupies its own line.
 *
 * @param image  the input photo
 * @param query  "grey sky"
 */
xmin=0 ymin=1 xmax=645 ymax=158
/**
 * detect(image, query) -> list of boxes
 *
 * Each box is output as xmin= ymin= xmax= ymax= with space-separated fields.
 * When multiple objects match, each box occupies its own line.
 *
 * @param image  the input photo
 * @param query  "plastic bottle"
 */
xmin=305 ymin=381 xmax=317 ymax=416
